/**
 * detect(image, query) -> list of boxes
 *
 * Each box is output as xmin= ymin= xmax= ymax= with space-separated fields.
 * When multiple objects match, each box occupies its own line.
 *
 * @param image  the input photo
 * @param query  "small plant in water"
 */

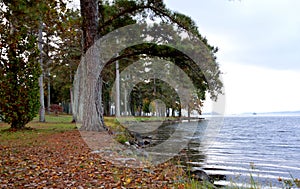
xmin=228 ymin=163 xmax=262 ymax=189
xmin=278 ymin=174 xmax=300 ymax=189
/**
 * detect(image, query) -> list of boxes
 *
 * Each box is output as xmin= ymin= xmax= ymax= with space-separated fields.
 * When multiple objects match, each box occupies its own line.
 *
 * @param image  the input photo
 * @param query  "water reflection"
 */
xmin=138 ymin=119 xmax=227 ymax=185
xmin=142 ymin=116 xmax=300 ymax=188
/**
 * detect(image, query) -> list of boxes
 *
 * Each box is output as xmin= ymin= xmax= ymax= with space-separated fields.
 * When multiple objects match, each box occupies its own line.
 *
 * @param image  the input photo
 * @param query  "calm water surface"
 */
xmin=186 ymin=116 xmax=300 ymax=187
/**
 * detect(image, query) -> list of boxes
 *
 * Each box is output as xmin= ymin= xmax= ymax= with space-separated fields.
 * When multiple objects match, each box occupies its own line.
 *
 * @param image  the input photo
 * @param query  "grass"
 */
xmin=104 ymin=117 xmax=133 ymax=144
xmin=0 ymin=115 xmax=173 ymax=146
xmin=103 ymin=116 xmax=180 ymax=144
xmin=0 ymin=114 xmax=76 ymax=146
xmin=184 ymin=179 xmax=216 ymax=189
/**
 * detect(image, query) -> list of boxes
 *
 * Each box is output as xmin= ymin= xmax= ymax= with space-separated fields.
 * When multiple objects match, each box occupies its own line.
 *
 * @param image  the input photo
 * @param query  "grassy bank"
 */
xmin=103 ymin=116 xmax=180 ymax=144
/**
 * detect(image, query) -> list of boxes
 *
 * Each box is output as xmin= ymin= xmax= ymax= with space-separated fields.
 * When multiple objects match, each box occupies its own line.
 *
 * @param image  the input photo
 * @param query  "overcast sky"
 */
xmin=164 ymin=0 xmax=300 ymax=114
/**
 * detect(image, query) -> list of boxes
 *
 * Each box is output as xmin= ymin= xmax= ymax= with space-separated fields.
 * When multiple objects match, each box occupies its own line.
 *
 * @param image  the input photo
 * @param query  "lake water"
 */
xmin=185 ymin=115 xmax=300 ymax=188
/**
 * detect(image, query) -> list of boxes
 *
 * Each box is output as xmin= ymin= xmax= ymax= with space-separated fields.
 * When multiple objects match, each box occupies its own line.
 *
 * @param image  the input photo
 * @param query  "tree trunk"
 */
xmin=38 ymin=22 xmax=45 ymax=122
xmin=79 ymin=0 xmax=104 ymax=131
xmin=172 ymin=108 xmax=175 ymax=117
xmin=124 ymin=85 xmax=128 ymax=116
xmin=115 ymin=60 xmax=120 ymax=117
xmin=96 ymin=76 xmax=104 ymax=127
xmin=80 ymin=49 xmax=103 ymax=131
xmin=47 ymin=70 xmax=51 ymax=114
xmin=187 ymin=104 xmax=190 ymax=119
xmin=11 ymin=121 xmax=25 ymax=130
xmin=70 ymin=87 xmax=76 ymax=122
xmin=80 ymin=0 xmax=99 ymax=53
xmin=102 ymin=92 xmax=110 ymax=116
xmin=166 ymin=107 xmax=169 ymax=117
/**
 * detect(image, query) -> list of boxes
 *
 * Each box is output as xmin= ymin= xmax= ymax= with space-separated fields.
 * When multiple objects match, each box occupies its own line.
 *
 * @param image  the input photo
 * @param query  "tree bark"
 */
xmin=38 ymin=21 xmax=45 ymax=122
xmin=79 ymin=0 xmax=104 ymax=131
xmin=172 ymin=108 xmax=175 ymax=117
xmin=80 ymin=0 xmax=99 ymax=53
xmin=115 ymin=60 xmax=120 ymax=117
xmin=124 ymin=84 xmax=128 ymax=116
xmin=70 ymin=87 xmax=76 ymax=122
xmin=166 ymin=107 xmax=169 ymax=117
xmin=47 ymin=70 xmax=51 ymax=114
xmin=187 ymin=104 xmax=190 ymax=119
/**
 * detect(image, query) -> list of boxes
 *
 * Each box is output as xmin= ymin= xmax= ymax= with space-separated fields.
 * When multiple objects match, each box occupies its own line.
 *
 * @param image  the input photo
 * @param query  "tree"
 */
xmin=36 ymin=0 xmax=70 ymax=121
xmin=38 ymin=21 xmax=46 ymax=122
xmin=78 ymin=0 xmax=223 ymax=131
xmin=130 ymin=78 xmax=180 ymax=117
xmin=50 ymin=8 xmax=82 ymax=120
xmin=0 ymin=0 xmax=73 ymax=128
xmin=105 ymin=40 xmax=212 ymax=117
xmin=0 ymin=0 xmax=41 ymax=129
xmin=78 ymin=0 xmax=102 ymax=131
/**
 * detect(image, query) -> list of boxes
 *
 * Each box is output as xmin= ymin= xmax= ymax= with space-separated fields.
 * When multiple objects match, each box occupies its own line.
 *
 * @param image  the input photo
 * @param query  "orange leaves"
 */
xmin=0 ymin=130 xmax=188 ymax=188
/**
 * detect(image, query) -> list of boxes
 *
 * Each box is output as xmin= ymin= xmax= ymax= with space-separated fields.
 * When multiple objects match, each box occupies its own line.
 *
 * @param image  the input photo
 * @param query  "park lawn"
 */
xmin=0 ymin=115 xmax=76 ymax=147
xmin=0 ymin=115 xmax=209 ymax=189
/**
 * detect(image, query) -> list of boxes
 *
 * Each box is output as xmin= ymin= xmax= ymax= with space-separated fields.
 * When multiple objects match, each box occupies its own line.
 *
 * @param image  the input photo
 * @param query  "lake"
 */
xmin=185 ymin=115 xmax=300 ymax=188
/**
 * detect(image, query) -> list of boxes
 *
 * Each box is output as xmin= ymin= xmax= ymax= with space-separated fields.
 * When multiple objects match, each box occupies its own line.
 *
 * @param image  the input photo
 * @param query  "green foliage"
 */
xmin=130 ymin=78 xmax=180 ymax=116
xmin=0 ymin=0 xmax=42 ymax=129
xmin=142 ymin=99 xmax=151 ymax=114
xmin=98 ymin=0 xmax=223 ymax=115
xmin=49 ymin=8 xmax=82 ymax=103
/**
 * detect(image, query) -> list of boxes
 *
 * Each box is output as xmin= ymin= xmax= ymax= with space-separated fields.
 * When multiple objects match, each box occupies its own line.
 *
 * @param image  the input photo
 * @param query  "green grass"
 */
xmin=32 ymin=114 xmax=74 ymax=123
xmin=103 ymin=116 xmax=180 ymax=144
xmin=184 ymin=179 xmax=216 ymax=189
xmin=0 ymin=115 xmax=167 ymax=146
xmin=104 ymin=117 xmax=133 ymax=144
xmin=0 ymin=114 xmax=76 ymax=146
xmin=104 ymin=117 xmax=125 ymax=131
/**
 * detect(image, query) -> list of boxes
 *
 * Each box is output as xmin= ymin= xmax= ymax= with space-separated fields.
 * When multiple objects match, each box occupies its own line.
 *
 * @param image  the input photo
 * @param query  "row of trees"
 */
xmin=0 ymin=0 xmax=82 ymax=128
xmin=0 ymin=0 xmax=223 ymax=130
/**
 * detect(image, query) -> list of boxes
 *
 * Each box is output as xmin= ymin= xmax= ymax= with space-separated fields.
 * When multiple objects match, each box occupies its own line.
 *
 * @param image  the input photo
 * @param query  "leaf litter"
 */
xmin=0 ymin=130 xmax=188 ymax=188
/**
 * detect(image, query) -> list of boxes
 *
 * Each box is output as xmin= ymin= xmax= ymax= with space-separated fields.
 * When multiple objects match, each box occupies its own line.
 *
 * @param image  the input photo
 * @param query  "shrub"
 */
xmin=50 ymin=104 xmax=63 ymax=115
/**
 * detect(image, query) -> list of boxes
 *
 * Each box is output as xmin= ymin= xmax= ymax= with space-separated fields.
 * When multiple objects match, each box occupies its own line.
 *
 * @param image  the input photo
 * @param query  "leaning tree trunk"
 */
xmin=79 ymin=0 xmax=104 ymax=131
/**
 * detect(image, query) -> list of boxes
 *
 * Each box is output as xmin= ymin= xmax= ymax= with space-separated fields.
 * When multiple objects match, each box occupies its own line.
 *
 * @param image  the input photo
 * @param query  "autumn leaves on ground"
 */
xmin=0 ymin=115 xmax=204 ymax=189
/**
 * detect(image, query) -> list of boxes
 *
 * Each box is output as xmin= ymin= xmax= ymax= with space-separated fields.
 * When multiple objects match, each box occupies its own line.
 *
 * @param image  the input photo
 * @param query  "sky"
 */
xmin=164 ymin=0 xmax=300 ymax=114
